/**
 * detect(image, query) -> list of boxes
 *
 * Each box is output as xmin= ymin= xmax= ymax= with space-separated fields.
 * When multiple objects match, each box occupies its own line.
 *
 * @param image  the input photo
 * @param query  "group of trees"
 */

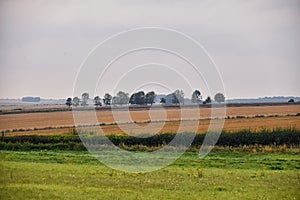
xmin=66 ymin=92 xmax=113 ymax=107
xmin=65 ymin=91 xmax=157 ymax=107
xmin=129 ymin=91 xmax=156 ymax=105
xmin=190 ymin=90 xmax=225 ymax=104
xmin=65 ymin=90 xmax=225 ymax=107
xmin=159 ymin=90 xmax=185 ymax=105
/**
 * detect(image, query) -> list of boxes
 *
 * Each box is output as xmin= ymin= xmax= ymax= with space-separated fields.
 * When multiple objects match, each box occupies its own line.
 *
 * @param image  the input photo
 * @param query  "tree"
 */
xmin=173 ymin=90 xmax=184 ymax=104
xmin=160 ymin=97 xmax=166 ymax=104
xmin=94 ymin=96 xmax=102 ymax=106
xmin=112 ymin=96 xmax=118 ymax=105
xmin=288 ymin=99 xmax=295 ymax=103
xmin=129 ymin=91 xmax=145 ymax=105
xmin=145 ymin=91 xmax=156 ymax=105
xmin=81 ymin=92 xmax=89 ymax=106
xmin=65 ymin=97 xmax=72 ymax=107
xmin=171 ymin=93 xmax=179 ymax=104
xmin=204 ymin=96 xmax=211 ymax=104
xmin=129 ymin=93 xmax=136 ymax=104
xmin=112 ymin=91 xmax=129 ymax=105
xmin=214 ymin=93 xmax=225 ymax=103
xmin=72 ymin=97 xmax=80 ymax=106
xmin=191 ymin=90 xmax=202 ymax=104
xmin=103 ymin=93 xmax=112 ymax=105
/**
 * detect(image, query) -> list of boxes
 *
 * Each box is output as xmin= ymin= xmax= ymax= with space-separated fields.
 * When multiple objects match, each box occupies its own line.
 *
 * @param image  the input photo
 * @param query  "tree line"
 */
xmin=65 ymin=90 xmax=225 ymax=107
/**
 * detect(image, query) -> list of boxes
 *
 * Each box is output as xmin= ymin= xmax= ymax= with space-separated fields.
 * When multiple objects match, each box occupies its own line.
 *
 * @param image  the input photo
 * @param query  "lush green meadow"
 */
xmin=0 ymin=149 xmax=299 ymax=199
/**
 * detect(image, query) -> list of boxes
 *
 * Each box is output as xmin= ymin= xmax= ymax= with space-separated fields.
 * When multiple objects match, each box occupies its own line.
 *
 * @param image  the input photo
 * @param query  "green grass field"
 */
xmin=0 ymin=150 xmax=299 ymax=199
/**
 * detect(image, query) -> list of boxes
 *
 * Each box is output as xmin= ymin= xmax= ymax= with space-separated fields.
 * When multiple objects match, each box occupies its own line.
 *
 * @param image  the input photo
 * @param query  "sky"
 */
xmin=0 ymin=0 xmax=299 ymax=99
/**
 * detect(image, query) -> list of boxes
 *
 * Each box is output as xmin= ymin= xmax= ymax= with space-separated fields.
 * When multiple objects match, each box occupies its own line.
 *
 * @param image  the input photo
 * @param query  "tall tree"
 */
xmin=129 ymin=93 xmax=136 ymax=104
xmin=65 ymin=97 xmax=72 ymax=107
xmin=214 ymin=93 xmax=225 ymax=103
xmin=103 ymin=93 xmax=112 ymax=105
xmin=94 ymin=96 xmax=102 ymax=106
xmin=81 ymin=92 xmax=89 ymax=106
xmin=145 ymin=91 xmax=156 ymax=105
xmin=191 ymin=90 xmax=202 ymax=104
xmin=129 ymin=91 xmax=145 ymax=105
xmin=112 ymin=91 xmax=129 ymax=105
xmin=72 ymin=97 xmax=80 ymax=106
xmin=173 ymin=90 xmax=184 ymax=104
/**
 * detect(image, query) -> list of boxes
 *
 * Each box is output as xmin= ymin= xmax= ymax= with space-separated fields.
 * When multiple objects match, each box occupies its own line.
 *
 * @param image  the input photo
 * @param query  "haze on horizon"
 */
xmin=0 ymin=0 xmax=299 ymax=99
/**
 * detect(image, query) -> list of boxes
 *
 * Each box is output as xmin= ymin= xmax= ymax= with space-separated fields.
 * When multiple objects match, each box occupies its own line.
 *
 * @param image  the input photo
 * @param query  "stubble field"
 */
xmin=0 ymin=105 xmax=299 ymax=136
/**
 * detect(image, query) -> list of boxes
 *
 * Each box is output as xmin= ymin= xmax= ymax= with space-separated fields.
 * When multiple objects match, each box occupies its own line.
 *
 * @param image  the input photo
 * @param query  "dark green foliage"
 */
xmin=1 ymin=128 xmax=299 ymax=151
xmin=65 ymin=97 xmax=72 ymax=107
xmin=145 ymin=91 xmax=156 ymax=105
xmin=93 ymin=96 xmax=102 ymax=106
xmin=160 ymin=97 xmax=166 ymax=104
xmin=103 ymin=93 xmax=112 ymax=105
xmin=129 ymin=91 xmax=145 ymax=105
xmin=288 ymin=99 xmax=295 ymax=103
xmin=204 ymin=96 xmax=211 ymax=104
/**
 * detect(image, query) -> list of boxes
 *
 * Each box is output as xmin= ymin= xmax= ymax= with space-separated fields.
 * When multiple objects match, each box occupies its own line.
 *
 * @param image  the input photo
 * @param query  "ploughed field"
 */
xmin=0 ymin=105 xmax=299 ymax=136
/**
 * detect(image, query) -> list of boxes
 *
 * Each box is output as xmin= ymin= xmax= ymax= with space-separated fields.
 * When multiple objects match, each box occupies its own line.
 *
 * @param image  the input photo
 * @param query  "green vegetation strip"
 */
xmin=0 ymin=128 xmax=299 ymax=151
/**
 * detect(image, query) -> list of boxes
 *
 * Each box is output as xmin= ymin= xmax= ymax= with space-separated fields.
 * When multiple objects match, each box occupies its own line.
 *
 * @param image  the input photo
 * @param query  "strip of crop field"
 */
xmin=4 ymin=116 xmax=300 ymax=136
xmin=1 ymin=105 xmax=300 ymax=131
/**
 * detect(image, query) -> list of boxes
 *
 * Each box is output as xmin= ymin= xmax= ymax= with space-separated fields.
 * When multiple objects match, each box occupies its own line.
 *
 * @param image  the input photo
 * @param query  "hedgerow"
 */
xmin=0 ymin=128 xmax=299 ymax=151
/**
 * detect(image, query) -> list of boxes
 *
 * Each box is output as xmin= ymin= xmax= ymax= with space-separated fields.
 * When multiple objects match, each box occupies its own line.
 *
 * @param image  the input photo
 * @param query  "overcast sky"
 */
xmin=0 ymin=0 xmax=299 ymax=99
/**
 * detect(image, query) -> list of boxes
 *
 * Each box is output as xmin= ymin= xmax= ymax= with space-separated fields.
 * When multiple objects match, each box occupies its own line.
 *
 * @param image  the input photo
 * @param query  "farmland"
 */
xmin=1 ymin=104 xmax=300 ymax=136
xmin=0 ymin=103 xmax=299 ymax=199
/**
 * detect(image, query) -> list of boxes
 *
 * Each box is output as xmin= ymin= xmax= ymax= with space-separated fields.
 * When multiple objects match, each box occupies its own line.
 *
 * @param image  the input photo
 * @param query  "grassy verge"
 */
xmin=0 ymin=150 xmax=299 ymax=199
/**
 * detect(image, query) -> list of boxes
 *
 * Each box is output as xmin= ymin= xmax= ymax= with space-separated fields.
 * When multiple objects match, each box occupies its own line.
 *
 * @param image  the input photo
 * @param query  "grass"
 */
xmin=0 ymin=150 xmax=299 ymax=199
